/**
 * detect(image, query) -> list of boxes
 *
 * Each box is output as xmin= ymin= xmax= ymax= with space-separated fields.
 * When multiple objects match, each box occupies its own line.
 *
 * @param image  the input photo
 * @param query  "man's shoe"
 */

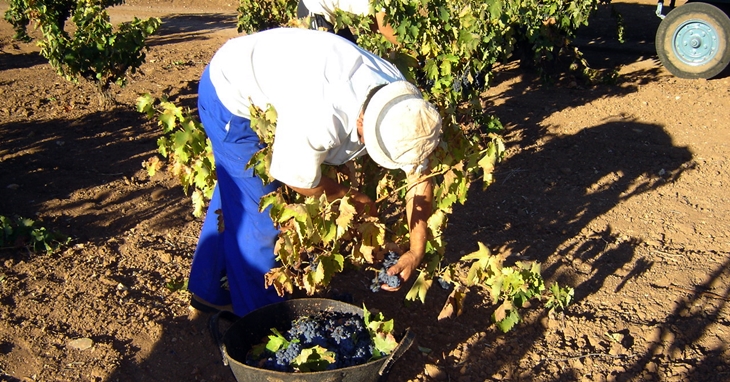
xmin=190 ymin=294 xmax=234 ymax=314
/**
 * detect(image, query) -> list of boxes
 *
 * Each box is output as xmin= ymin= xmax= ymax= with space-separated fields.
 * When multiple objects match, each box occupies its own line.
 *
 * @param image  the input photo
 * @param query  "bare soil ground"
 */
xmin=1 ymin=0 xmax=729 ymax=381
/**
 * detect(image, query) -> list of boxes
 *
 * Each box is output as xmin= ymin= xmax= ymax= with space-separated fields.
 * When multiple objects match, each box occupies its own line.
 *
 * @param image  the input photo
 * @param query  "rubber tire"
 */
xmin=656 ymin=2 xmax=730 ymax=79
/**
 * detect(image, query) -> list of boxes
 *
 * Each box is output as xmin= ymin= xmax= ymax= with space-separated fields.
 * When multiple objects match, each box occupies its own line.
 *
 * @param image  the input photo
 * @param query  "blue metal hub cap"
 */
xmin=672 ymin=19 xmax=720 ymax=66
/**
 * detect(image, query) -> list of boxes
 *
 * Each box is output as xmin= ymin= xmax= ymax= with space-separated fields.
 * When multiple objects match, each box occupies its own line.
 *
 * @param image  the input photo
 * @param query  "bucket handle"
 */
xmin=209 ymin=311 xmax=229 ymax=366
xmin=378 ymin=328 xmax=415 ymax=376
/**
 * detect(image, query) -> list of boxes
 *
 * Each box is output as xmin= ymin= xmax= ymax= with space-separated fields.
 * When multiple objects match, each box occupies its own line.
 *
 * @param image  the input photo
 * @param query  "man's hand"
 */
xmin=350 ymin=190 xmax=377 ymax=217
xmin=381 ymin=250 xmax=422 ymax=291
xmin=380 ymin=168 xmax=433 ymax=292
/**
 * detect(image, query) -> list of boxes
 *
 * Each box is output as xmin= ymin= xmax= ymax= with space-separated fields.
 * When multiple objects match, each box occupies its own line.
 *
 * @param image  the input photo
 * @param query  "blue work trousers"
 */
xmin=187 ymin=65 xmax=284 ymax=317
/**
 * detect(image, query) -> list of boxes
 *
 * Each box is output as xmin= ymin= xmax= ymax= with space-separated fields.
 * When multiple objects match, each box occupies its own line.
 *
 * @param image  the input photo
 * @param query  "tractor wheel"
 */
xmin=656 ymin=2 xmax=730 ymax=79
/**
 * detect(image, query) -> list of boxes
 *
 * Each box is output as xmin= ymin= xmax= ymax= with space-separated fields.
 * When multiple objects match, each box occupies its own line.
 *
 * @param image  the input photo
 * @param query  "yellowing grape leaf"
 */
xmin=265 ymin=328 xmax=288 ymax=352
xmin=493 ymin=300 xmax=513 ymax=323
xmin=495 ymin=308 xmax=520 ymax=333
xmin=358 ymin=218 xmax=385 ymax=246
xmin=264 ymin=104 xmax=278 ymax=124
xmin=317 ymin=253 xmax=344 ymax=286
xmin=279 ymin=204 xmax=314 ymax=242
xmin=303 ymin=270 xmax=318 ymax=295
xmin=320 ymin=220 xmax=337 ymax=243
xmin=135 ymin=93 xmax=156 ymax=117
xmin=142 ymin=156 xmax=162 ymax=177
xmin=273 ymin=234 xmax=298 ymax=265
xmin=335 ymin=196 xmax=356 ymax=239
xmin=259 ymin=190 xmax=286 ymax=221
xmin=406 ymin=271 xmax=432 ymax=303
xmin=159 ymin=107 xmax=178 ymax=131
xmin=191 ymin=189 xmax=205 ymax=218
xmin=357 ymin=242 xmax=375 ymax=264
xmin=460 ymin=242 xmax=492 ymax=267
xmin=293 ymin=346 xmax=336 ymax=372
xmin=373 ymin=332 xmax=398 ymax=355
xmin=357 ymin=218 xmax=385 ymax=263
xmin=264 ymin=267 xmax=294 ymax=297
xmin=438 ymin=285 xmax=467 ymax=320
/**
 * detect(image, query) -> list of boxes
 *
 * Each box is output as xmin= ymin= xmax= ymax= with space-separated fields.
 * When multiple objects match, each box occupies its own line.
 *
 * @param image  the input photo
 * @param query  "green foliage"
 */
xmin=611 ymin=5 xmax=625 ymax=44
xmin=4 ymin=0 xmax=34 ymax=42
xmin=165 ymin=278 xmax=188 ymax=292
xmin=363 ymin=305 xmax=397 ymax=356
xmin=544 ymin=282 xmax=575 ymax=313
xmin=5 ymin=0 xmax=159 ymax=101
xmin=246 ymin=103 xmax=279 ymax=185
xmin=236 ymin=0 xmax=299 ymax=34
xmin=137 ymin=94 xmax=216 ymax=217
xmin=0 ymin=215 xmax=70 ymax=254
xmin=451 ymin=242 xmax=574 ymax=332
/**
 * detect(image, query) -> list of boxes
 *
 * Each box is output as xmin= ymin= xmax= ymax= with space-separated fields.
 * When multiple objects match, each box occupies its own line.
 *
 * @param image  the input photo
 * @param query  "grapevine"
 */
xmin=0 ymin=215 xmax=71 ymax=254
xmin=5 ymin=0 xmax=160 ymax=104
xmin=135 ymin=0 xmax=614 ymax=330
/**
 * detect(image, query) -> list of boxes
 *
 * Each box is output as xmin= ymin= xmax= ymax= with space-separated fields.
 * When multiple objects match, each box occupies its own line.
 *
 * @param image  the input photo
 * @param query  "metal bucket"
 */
xmin=210 ymin=298 xmax=414 ymax=382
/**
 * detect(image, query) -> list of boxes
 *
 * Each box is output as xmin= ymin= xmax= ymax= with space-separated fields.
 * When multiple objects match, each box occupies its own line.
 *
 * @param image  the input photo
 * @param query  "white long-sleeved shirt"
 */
xmin=208 ymin=28 xmax=404 ymax=189
xmin=301 ymin=0 xmax=371 ymax=23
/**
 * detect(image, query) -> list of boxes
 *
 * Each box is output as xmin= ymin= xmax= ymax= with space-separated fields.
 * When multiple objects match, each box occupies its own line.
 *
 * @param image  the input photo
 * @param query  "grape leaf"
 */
xmin=438 ymin=285 xmax=467 ymax=320
xmin=265 ymin=328 xmax=289 ymax=353
xmin=372 ymin=332 xmax=398 ymax=355
xmin=494 ymin=307 xmax=520 ymax=333
xmin=292 ymin=346 xmax=336 ymax=372
xmin=335 ymin=195 xmax=356 ymax=239
xmin=159 ymin=107 xmax=178 ymax=131
xmin=405 ymin=270 xmax=432 ymax=303
xmin=460 ymin=241 xmax=492 ymax=267
xmin=264 ymin=267 xmax=294 ymax=297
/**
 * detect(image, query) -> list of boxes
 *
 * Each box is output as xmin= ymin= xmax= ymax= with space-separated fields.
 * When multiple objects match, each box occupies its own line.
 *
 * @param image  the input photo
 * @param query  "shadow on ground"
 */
xmin=0 ymin=107 xmax=192 ymax=247
xmin=147 ymin=13 xmax=240 ymax=47
xmin=3 ymin=1 xmax=725 ymax=381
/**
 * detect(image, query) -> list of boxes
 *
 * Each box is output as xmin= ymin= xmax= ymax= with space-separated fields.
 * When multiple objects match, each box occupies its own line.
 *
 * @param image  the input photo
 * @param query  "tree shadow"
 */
xmin=0 ymin=51 xmax=47 ymax=71
xmin=433 ymin=116 xmax=697 ymax=380
xmin=0 ymin=107 xmax=192 ymax=253
xmin=573 ymin=1 xmax=663 ymax=69
xmin=102 ymin=312 xmax=232 ymax=382
xmin=146 ymin=13 xmax=240 ymax=47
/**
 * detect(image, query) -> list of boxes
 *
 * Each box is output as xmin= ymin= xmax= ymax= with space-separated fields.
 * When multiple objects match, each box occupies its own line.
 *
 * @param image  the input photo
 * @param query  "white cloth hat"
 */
xmin=362 ymin=81 xmax=442 ymax=170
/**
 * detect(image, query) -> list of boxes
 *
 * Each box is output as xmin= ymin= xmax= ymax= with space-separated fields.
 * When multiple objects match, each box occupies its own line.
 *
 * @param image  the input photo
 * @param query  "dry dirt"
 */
xmin=1 ymin=0 xmax=729 ymax=381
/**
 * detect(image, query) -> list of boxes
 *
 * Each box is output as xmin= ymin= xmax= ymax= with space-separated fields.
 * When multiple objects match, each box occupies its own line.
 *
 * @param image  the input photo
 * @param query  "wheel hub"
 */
xmin=672 ymin=19 xmax=719 ymax=66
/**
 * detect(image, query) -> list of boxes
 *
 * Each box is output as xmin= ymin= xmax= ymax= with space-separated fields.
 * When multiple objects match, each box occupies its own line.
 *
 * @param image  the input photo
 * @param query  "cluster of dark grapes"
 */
xmin=246 ymin=311 xmax=375 ymax=372
xmin=370 ymin=251 xmax=401 ymax=292
xmin=414 ymin=61 xmax=490 ymax=98
xmin=452 ymin=67 xmax=488 ymax=97
xmin=437 ymin=277 xmax=451 ymax=290
xmin=415 ymin=69 xmax=435 ymax=92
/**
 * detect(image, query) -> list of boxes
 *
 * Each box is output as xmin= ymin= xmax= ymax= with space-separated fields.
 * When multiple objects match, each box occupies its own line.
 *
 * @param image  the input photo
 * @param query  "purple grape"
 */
xmin=371 ymin=251 xmax=401 ymax=292
xmin=246 ymin=311 xmax=379 ymax=371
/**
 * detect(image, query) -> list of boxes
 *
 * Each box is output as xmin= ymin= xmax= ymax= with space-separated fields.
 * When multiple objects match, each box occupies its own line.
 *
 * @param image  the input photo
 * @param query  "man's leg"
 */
xmin=216 ymin=166 xmax=284 ymax=317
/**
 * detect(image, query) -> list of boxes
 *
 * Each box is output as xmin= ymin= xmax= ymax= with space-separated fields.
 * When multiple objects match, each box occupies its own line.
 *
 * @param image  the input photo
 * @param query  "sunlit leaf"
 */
xmin=405 ymin=271 xmax=432 ymax=303
xmin=438 ymin=285 xmax=467 ymax=320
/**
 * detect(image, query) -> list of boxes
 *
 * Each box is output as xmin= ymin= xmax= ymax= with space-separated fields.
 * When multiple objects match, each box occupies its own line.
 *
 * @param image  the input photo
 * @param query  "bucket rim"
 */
xmin=214 ymin=298 xmax=414 ymax=376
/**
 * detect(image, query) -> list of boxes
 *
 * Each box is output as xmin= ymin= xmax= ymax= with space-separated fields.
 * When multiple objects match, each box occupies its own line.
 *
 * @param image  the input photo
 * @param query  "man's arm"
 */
xmin=288 ymin=176 xmax=377 ymax=216
xmin=374 ymin=11 xmax=399 ymax=46
xmin=382 ymin=168 xmax=433 ymax=290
